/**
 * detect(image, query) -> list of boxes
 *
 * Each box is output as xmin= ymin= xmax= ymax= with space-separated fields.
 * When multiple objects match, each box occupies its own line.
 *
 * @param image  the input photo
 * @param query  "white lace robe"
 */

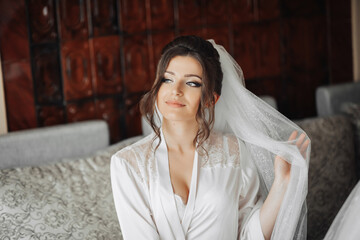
xmin=111 ymin=130 xmax=265 ymax=240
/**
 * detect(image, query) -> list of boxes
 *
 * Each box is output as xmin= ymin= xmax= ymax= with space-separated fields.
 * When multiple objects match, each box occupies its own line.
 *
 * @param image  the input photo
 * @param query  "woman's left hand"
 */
xmin=274 ymin=131 xmax=310 ymax=182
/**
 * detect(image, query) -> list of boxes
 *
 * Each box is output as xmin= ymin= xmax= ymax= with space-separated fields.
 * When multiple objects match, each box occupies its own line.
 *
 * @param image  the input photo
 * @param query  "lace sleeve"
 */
xmin=110 ymin=153 xmax=159 ymax=239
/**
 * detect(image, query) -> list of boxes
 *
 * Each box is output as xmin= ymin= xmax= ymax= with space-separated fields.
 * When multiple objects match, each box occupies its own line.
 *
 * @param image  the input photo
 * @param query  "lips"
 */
xmin=165 ymin=100 xmax=185 ymax=108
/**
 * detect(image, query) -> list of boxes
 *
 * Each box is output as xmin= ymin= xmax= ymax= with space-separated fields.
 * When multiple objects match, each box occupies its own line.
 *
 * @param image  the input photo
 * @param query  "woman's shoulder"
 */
xmin=200 ymin=131 xmax=242 ymax=167
xmin=111 ymin=134 xmax=155 ymax=172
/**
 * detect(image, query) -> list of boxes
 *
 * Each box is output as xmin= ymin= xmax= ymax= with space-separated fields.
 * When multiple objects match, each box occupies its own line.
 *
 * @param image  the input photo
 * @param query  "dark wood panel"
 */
xmin=234 ymin=21 xmax=281 ymax=79
xmin=3 ymin=61 xmax=37 ymax=131
xmin=95 ymin=98 xmax=122 ymax=142
xmin=178 ymin=0 xmax=203 ymax=29
xmin=230 ymin=0 xmax=258 ymax=24
xmin=123 ymin=35 xmax=152 ymax=93
xmin=61 ymin=40 xmax=93 ymax=100
xmin=0 ymin=0 xmax=30 ymax=63
xmin=258 ymin=0 xmax=280 ymax=20
xmin=281 ymin=0 xmax=326 ymax=18
xmin=151 ymin=31 xmax=175 ymax=69
xmin=58 ymin=0 xmax=89 ymax=40
xmin=282 ymin=17 xmax=327 ymax=72
xmin=150 ymin=0 xmax=174 ymax=31
xmin=203 ymin=27 xmax=231 ymax=53
xmin=125 ymin=94 xmax=143 ymax=137
xmin=327 ymin=0 xmax=352 ymax=84
xmin=29 ymin=0 xmax=57 ymax=43
xmin=32 ymin=44 xmax=62 ymax=104
xmin=66 ymin=100 xmax=96 ymax=122
xmin=119 ymin=0 xmax=147 ymax=33
xmin=90 ymin=0 xmax=119 ymax=36
xmin=90 ymin=36 xmax=122 ymax=95
xmin=38 ymin=105 xmax=66 ymax=126
xmin=204 ymin=0 xmax=228 ymax=26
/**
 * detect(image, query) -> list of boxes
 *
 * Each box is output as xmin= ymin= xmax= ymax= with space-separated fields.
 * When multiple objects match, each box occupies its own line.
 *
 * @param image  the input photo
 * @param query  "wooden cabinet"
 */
xmin=119 ymin=0 xmax=147 ymax=33
xmin=38 ymin=106 xmax=66 ymax=126
xmin=2 ymin=62 xmax=37 ymax=131
xmin=90 ymin=36 xmax=122 ymax=95
xmin=123 ymin=34 xmax=153 ymax=93
xmin=58 ymin=0 xmax=89 ymax=40
xmin=0 ymin=0 xmax=353 ymax=139
xmin=61 ymin=40 xmax=93 ymax=100
xmin=90 ymin=0 xmax=119 ymax=36
xmin=29 ymin=0 xmax=57 ymax=43
xmin=32 ymin=44 xmax=62 ymax=104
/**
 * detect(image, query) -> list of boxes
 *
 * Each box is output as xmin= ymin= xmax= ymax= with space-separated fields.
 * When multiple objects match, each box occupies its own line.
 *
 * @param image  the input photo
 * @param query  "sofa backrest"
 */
xmin=0 ymin=120 xmax=109 ymax=169
xmin=316 ymin=82 xmax=360 ymax=117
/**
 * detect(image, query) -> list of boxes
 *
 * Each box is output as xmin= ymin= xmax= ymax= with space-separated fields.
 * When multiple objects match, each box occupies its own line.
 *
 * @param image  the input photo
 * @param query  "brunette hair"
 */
xmin=140 ymin=35 xmax=223 ymax=147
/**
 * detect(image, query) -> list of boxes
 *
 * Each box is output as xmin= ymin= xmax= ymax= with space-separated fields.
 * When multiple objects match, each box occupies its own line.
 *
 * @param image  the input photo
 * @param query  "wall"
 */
xmin=352 ymin=0 xmax=360 ymax=82
xmin=0 ymin=54 xmax=7 ymax=134
xmin=0 ymin=0 xmax=353 ymax=142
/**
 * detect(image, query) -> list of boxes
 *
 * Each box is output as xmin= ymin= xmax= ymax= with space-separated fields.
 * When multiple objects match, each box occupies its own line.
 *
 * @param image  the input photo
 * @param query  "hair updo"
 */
xmin=140 ymin=35 xmax=223 ymax=147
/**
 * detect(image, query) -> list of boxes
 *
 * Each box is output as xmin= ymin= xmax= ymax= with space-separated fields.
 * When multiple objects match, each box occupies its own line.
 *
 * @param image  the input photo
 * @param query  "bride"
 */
xmin=111 ymin=35 xmax=310 ymax=239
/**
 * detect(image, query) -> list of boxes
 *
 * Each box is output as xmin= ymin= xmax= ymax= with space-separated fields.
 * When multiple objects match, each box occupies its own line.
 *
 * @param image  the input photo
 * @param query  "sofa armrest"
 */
xmin=316 ymin=82 xmax=360 ymax=117
xmin=0 ymin=120 xmax=109 ymax=169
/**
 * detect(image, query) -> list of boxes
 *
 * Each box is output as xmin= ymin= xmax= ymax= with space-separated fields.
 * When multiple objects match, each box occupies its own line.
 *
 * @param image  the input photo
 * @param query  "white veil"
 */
xmin=209 ymin=40 xmax=311 ymax=240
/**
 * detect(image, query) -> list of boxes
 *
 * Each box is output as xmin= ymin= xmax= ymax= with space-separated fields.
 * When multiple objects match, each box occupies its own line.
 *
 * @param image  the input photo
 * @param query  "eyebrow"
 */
xmin=165 ymin=71 xmax=202 ymax=80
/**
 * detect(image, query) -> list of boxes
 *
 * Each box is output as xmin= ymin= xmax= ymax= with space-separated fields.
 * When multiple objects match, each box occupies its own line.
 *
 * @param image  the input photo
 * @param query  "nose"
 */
xmin=171 ymin=82 xmax=183 ymax=96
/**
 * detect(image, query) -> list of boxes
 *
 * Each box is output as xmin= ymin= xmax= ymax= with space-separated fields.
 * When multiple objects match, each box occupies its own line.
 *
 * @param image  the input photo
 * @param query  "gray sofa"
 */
xmin=0 ymin=83 xmax=359 ymax=239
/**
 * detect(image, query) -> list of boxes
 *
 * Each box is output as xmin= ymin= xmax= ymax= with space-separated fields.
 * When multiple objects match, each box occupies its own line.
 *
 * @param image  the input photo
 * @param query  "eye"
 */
xmin=161 ymin=78 xmax=173 ymax=83
xmin=186 ymin=81 xmax=202 ymax=88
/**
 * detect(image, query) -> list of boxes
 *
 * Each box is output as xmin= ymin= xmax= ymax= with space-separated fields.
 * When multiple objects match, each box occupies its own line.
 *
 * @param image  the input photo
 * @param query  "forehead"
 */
xmin=165 ymin=56 xmax=203 ymax=77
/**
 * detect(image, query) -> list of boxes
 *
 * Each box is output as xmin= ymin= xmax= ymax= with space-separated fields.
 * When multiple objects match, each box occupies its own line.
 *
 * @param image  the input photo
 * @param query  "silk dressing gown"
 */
xmin=111 ymin=130 xmax=265 ymax=240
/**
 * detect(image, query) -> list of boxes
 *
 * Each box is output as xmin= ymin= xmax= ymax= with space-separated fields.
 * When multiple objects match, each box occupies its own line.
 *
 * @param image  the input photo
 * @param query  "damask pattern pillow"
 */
xmin=341 ymin=102 xmax=360 ymax=178
xmin=0 ymin=135 xmax=142 ymax=239
xmin=296 ymin=115 xmax=357 ymax=240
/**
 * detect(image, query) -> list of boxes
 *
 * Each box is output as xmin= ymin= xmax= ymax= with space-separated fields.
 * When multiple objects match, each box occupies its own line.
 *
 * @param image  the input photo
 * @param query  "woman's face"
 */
xmin=157 ymin=56 xmax=203 ymax=123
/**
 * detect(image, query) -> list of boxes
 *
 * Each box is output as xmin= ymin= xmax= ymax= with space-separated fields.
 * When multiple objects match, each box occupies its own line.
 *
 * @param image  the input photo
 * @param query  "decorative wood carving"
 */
xmin=90 ymin=36 xmax=122 ymax=95
xmin=38 ymin=105 xmax=65 ymax=126
xmin=58 ymin=0 xmax=89 ymax=40
xmin=2 ymin=61 xmax=37 ymax=130
xmin=119 ymin=0 xmax=147 ymax=33
xmin=29 ymin=0 xmax=57 ymax=43
xmin=95 ymin=98 xmax=122 ymax=142
xmin=123 ymin=35 xmax=152 ymax=93
xmin=90 ymin=0 xmax=118 ymax=36
xmin=32 ymin=44 xmax=62 ymax=104
xmin=66 ymin=100 xmax=96 ymax=122
xmin=61 ymin=40 xmax=93 ymax=100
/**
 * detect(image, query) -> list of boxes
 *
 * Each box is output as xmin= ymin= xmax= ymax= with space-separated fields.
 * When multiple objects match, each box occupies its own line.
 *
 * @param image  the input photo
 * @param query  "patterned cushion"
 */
xmin=0 ymin=135 xmax=142 ymax=239
xmin=341 ymin=102 xmax=360 ymax=178
xmin=296 ymin=115 xmax=357 ymax=240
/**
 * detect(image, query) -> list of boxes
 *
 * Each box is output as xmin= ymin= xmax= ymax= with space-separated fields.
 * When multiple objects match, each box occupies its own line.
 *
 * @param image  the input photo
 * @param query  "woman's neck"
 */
xmin=161 ymin=119 xmax=198 ymax=153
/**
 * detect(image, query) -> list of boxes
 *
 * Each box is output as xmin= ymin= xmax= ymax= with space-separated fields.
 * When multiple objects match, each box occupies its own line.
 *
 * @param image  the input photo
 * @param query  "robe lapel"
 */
xmin=181 ymin=150 xmax=199 ymax=233
xmin=156 ymin=132 xmax=185 ymax=239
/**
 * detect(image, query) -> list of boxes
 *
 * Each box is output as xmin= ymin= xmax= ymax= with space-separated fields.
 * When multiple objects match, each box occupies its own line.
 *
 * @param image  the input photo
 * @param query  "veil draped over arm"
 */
xmin=209 ymin=40 xmax=310 ymax=240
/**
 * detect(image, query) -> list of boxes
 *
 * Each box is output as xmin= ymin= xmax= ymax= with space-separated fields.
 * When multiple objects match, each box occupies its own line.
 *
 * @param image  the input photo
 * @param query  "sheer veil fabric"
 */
xmin=209 ymin=40 xmax=311 ymax=240
xmin=324 ymin=181 xmax=360 ymax=240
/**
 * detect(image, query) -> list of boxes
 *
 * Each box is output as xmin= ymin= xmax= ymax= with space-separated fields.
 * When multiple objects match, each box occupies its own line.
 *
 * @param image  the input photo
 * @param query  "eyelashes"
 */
xmin=161 ymin=78 xmax=202 ymax=88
